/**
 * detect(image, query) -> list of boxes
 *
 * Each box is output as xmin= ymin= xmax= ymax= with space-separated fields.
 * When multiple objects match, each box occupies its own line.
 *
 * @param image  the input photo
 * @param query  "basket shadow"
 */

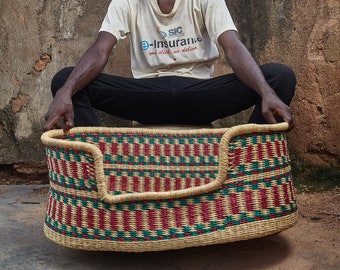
xmin=71 ymin=234 xmax=291 ymax=270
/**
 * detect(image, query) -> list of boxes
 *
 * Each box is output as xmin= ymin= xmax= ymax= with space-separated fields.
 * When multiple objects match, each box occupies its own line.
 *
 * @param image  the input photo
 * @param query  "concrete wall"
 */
xmin=0 ymin=0 xmax=339 ymax=169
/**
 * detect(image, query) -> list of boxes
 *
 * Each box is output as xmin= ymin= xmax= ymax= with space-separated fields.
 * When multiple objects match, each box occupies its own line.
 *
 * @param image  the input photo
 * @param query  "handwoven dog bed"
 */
xmin=41 ymin=123 xmax=298 ymax=252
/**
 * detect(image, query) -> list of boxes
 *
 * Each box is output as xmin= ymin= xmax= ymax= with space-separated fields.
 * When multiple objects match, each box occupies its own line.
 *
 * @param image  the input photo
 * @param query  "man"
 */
xmin=43 ymin=0 xmax=296 ymax=132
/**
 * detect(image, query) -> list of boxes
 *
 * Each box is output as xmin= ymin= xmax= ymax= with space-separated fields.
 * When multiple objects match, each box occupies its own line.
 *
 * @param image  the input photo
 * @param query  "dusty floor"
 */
xmin=0 ymin=183 xmax=339 ymax=270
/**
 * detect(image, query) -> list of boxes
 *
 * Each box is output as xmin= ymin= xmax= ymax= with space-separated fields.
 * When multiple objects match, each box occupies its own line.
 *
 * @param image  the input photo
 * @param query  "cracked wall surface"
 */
xmin=0 ymin=0 xmax=339 ymax=167
xmin=0 ymin=0 xmax=130 ymax=164
xmin=248 ymin=0 xmax=339 ymax=166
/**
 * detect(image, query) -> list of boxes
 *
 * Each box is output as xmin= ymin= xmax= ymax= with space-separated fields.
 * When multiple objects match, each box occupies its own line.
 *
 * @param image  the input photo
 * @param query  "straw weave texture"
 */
xmin=41 ymin=123 xmax=298 ymax=252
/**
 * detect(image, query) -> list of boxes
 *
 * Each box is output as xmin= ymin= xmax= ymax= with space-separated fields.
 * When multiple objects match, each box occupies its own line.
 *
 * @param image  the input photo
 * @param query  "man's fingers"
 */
xmin=263 ymin=110 xmax=278 ymax=124
xmin=63 ymin=112 xmax=74 ymax=133
xmin=42 ymin=115 xmax=61 ymax=131
xmin=271 ymin=108 xmax=295 ymax=131
xmin=280 ymin=110 xmax=295 ymax=131
xmin=61 ymin=104 xmax=75 ymax=133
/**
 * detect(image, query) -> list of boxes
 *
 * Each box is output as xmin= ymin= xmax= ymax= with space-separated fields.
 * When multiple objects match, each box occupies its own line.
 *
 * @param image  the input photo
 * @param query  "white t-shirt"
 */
xmin=99 ymin=0 xmax=237 ymax=79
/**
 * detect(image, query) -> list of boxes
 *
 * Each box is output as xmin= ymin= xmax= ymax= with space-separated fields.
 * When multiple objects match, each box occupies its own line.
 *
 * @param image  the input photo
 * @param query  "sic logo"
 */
xmin=168 ymin=27 xmax=183 ymax=37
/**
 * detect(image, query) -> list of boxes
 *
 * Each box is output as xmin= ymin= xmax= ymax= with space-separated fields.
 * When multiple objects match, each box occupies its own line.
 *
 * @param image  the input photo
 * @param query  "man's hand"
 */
xmin=262 ymin=92 xmax=294 ymax=130
xmin=43 ymin=91 xmax=74 ymax=132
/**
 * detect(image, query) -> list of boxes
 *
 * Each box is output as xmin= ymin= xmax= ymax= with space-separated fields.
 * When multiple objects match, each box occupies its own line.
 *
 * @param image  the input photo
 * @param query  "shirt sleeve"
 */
xmin=99 ymin=0 xmax=130 ymax=42
xmin=203 ymin=0 xmax=237 ymax=44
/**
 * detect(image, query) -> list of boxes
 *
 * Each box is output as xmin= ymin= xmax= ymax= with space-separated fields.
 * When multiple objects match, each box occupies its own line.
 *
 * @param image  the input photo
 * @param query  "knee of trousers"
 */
xmin=260 ymin=63 xmax=297 ymax=103
xmin=51 ymin=67 xmax=74 ymax=96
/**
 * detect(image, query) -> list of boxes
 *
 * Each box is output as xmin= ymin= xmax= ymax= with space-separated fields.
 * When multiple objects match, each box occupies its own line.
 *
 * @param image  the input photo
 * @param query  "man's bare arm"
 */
xmin=218 ymin=30 xmax=294 ymax=129
xmin=43 ymin=32 xmax=117 ymax=131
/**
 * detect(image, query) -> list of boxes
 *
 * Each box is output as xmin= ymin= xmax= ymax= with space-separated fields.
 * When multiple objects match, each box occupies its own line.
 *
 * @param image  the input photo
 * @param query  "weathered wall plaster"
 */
xmin=0 ymin=0 xmax=339 ymax=168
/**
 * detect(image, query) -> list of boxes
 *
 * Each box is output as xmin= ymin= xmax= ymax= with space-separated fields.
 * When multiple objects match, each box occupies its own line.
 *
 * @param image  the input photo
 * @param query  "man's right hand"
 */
xmin=43 ymin=91 xmax=74 ymax=132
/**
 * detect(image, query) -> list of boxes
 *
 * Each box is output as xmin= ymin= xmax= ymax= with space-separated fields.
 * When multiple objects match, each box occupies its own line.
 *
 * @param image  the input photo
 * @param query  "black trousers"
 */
xmin=51 ymin=63 xmax=296 ymax=126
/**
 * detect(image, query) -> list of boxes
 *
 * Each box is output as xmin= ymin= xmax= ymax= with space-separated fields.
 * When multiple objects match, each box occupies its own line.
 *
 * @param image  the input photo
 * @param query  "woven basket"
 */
xmin=41 ymin=123 xmax=298 ymax=252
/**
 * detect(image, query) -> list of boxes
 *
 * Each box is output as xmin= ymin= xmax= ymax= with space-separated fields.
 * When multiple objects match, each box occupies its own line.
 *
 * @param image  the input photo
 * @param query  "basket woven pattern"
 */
xmin=42 ymin=123 xmax=298 ymax=252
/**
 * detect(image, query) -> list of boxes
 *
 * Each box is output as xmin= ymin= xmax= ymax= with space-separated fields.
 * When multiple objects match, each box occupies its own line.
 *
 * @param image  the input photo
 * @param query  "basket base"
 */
xmin=44 ymin=212 xmax=298 ymax=252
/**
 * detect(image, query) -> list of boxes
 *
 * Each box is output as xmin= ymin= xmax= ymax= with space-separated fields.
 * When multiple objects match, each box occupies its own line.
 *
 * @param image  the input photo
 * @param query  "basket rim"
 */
xmin=41 ymin=123 xmax=289 ymax=203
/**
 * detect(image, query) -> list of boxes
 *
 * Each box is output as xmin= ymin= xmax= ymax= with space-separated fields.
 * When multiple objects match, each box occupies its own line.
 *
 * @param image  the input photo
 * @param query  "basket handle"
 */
xmin=41 ymin=123 xmax=289 ymax=204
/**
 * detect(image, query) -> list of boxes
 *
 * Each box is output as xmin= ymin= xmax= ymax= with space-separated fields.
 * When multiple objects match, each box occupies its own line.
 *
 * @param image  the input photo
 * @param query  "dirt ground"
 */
xmin=291 ymin=189 xmax=340 ymax=269
xmin=0 ymin=171 xmax=339 ymax=269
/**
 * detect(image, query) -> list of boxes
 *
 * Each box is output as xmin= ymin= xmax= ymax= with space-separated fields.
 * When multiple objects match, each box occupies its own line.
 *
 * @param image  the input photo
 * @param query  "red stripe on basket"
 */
xmin=273 ymin=186 xmax=281 ymax=207
xmin=133 ymin=143 xmax=140 ymax=156
xmin=175 ymin=178 xmax=181 ymax=190
xmin=246 ymin=145 xmax=253 ymax=163
xmin=186 ymin=178 xmax=191 ymax=189
xmin=123 ymin=210 xmax=130 ymax=231
xmin=99 ymin=209 xmax=105 ymax=230
xmin=136 ymin=210 xmax=143 ymax=231
xmin=111 ymin=142 xmax=118 ymax=155
xmin=148 ymin=209 xmax=156 ymax=231
xmin=194 ymin=144 xmax=200 ymax=156
xmin=154 ymin=144 xmax=160 ymax=156
xmin=283 ymin=183 xmax=290 ymax=204
xmin=204 ymin=144 xmax=210 ymax=156
xmin=201 ymin=202 xmax=210 ymax=223
xmin=144 ymin=144 xmax=150 ymax=157
xmin=57 ymin=201 xmax=63 ymax=223
xmin=109 ymin=176 xmax=116 ymax=191
xmin=155 ymin=177 xmax=161 ymax=192
xmin=275 ymin=141 xmax=282 ymax=157
xmin=51 ymin=199 xmax=57 ymax=220
xmin=257 ymin=143 xmax=264 ymax=161
xmin=121 ymin=176 xmax=128 ymax=192
xmin=87 ymin=208 xmax=94 ymax=229
xmin=82 ymin=163 xmax=89 ymax=179
xmin=195 ymin=177 xmax=201 ymax=187
xmin=175 ymin=207 xmax=182 ymax=227
xmin=230 ymin=193 xmax=239 ymax=214
xmin=123 ymin=142 xmax=129 ymax=155
xmin=245 ymin=190 xmax=254 ymax=211
xmin=165 ymin=178 xmax=171 ymax=191
xmin=164 ymin=144 xmax=171 ymax=156
xmin=233 ymin=149 xmax=241 ymax=166
xmin=110 ymin=210 xmax=117 ymax=231
xmin=260 ymin=188 xmax=268 ymax=209
xmin=266 ymin=142 xmax=274 ymax=158
xmin=133 ymin=176 xmax=139 ymax=192
xmin=214 ymin=143 xmax=219 ymax=156
xmin=174 ymin=144 xmax=180 ymax=156
xmin=184 ymin=144 xmax=191 ymax=156
xmin=161 ymin=208 xmax=169 ymax=229
xmin=99 ymin=142 xmax=105 ymax=153
xmin=71 ymin=161 xmax=78 ymax=179
xmin=144 ymin=176 xmax=150 ymax=192
xmin=66 ymin=204 xmax=72 ymax=226
xmin=188 ymin=204 xmax=196 ymax=225
xmin=76 ymin=206 xmax=82 ymax=228
xmin=53 ymin=158 xmax=60 ymax=174
xmin=61 ymin=160 xmax=68 ymax=177
xmin=215 ymin=197 xmax=225 ymax=219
